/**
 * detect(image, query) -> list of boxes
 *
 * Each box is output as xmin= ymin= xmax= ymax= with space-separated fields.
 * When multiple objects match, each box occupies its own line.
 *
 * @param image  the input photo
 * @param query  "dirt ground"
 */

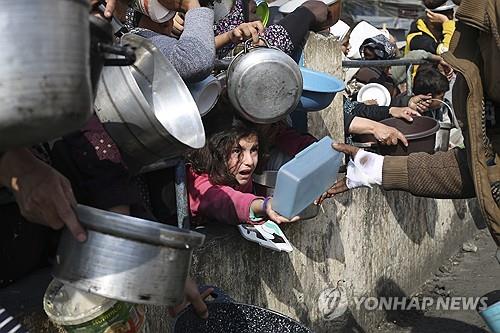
xmin=376 ymin=229 xmax=499 ymax=333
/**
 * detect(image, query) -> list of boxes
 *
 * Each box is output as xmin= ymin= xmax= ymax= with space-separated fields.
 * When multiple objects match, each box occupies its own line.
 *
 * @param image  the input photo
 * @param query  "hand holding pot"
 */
xmin=389 ymin=106 xmax=421 ymax=122
xmin=373 ymin=123 xmax=408 ymax=146
xmin=168 ymin=278 xmax=213 ymax=319
xmin=0 ymin=149 xmax=85 ymax=242
xmin=229 ymin=21 xmax=265 ymax=44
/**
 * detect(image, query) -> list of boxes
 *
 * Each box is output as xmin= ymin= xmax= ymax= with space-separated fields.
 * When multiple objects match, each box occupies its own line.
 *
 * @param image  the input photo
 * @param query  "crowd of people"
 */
xmin=0 ymin=0 xmax=499 ymax=331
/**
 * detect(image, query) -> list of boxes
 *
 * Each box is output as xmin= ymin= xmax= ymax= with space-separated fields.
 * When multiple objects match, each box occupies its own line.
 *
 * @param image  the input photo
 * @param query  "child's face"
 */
xmin=430 ymin=92 xmax=445 ymax=109
xmin=228 ymin=134 xmax=259 ymax=186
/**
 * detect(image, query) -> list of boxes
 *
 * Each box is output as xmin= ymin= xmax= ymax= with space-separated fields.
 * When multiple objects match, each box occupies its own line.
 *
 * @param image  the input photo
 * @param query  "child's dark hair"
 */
xmin=188 ymin=119 xmax=259 ymax=187
xmin=413 ymin=64 xmax=449 ymax=97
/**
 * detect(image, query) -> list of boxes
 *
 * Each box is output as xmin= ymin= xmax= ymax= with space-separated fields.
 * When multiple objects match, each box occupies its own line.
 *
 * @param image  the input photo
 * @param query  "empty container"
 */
xmin=272 ymin=137 xmax=342 ymax=218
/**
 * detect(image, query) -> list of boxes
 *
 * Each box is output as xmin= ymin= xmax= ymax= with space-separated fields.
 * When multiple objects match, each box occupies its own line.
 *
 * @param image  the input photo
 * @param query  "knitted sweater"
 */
xmin=134 ymin=7 xmax=215 ymax=82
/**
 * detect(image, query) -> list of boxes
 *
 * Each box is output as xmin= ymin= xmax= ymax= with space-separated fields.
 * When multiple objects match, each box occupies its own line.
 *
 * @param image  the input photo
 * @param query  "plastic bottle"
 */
xmin=131 ymin=0 xmax=176 ymax=23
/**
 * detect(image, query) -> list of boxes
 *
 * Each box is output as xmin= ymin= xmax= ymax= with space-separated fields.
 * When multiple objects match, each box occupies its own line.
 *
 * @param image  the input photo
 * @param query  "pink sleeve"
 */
xmin=187 ymin=169 xmax=262 ymax=224
xmin=275 ymin=127 xmax=317 ymax=156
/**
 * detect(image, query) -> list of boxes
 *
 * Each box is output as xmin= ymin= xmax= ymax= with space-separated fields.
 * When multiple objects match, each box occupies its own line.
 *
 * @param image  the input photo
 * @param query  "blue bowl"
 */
xmin=296 ymin=67 xmax=345 ymax=112
xmin=480 ymin=301 xmax=500 ymax=333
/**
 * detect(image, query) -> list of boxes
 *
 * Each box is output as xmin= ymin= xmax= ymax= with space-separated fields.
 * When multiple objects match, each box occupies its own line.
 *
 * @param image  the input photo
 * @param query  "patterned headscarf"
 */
xmin=359 ymin=34 xmax=397 ymax=60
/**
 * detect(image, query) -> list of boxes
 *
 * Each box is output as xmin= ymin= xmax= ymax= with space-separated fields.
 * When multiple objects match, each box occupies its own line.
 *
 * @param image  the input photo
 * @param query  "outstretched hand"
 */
xmin=316 ymin=143 xmax=359 ymax=204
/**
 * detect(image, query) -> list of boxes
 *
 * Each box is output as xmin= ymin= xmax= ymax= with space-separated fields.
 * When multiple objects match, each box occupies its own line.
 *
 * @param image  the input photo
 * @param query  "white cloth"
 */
xmin=346 ymin=149 xmax=384 ymax=189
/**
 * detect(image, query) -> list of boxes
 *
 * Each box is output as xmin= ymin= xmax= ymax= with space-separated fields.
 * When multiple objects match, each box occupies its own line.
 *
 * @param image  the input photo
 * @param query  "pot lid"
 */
xmin=75 ymin=205 xmax=205 ymax=249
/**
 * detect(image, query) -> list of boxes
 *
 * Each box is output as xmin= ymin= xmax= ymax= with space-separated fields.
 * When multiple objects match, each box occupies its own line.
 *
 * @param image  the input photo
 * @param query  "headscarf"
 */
xmin=359 ymin=34 xmax=397 ymax=60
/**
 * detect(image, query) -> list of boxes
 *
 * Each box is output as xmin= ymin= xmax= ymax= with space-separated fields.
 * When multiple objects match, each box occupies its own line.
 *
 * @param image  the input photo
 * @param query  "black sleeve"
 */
xmin=409 ymin=35 xmax=438 ymax=54
xmin=344 ymin=113 xmax=356 ymax=134
xmin=278 ymin=6 xmax=316 ymax=49
xmin=391 ymin=94 xmax=411 ymax=107
xmin=352 ymin=103 xmax=391 ymax=122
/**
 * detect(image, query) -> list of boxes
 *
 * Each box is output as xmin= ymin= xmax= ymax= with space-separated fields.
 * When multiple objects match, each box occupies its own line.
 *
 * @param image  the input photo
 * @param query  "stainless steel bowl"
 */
xmin=52 ymin=205 xmax=205 ymax=305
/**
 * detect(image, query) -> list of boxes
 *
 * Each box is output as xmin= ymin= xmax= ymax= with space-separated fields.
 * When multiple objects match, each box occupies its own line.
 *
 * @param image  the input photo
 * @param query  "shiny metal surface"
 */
xmin=53 ymin=205 xmax=205 ymax=305
xmin=227 ymin=39 xmax=303 ymax=124
xmin=0 ymin=0 xmax=92 ymax=151
xmin=94 ymin=34 xmax=205 ymax=168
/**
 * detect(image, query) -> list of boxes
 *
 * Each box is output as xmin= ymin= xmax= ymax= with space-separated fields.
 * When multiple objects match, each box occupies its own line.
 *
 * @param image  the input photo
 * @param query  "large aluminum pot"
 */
xmin=0 ymin=0 xmax=92 ymax=151
xmin=95 ymin=33 xmax=205 ymax=170
xmin=226 ymin=38 xmax=303 ymax=124
xmin=52 ymin=205 xmax=205 ymax=305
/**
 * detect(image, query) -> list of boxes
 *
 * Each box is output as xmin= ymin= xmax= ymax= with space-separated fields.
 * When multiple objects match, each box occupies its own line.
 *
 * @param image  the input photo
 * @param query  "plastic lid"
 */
xmin=43 ymin=279 xmax=116 ymax=326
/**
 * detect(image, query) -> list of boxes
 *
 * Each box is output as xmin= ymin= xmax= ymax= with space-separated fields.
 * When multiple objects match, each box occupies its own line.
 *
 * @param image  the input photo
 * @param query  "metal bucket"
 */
xmin=52 ymin=205 xmax=205 ymax=305
xmin=44 ymin=279 xmax=146 ymax=333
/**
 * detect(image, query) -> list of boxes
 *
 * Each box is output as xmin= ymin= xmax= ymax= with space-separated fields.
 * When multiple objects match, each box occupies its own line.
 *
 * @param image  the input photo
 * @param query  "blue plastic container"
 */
xmin=480 ymin=301 xmax=500 ymax=333
xmin=272 ymin=137 xmax=342 ymax=219
xmin=296 ymin=67 xmax=345 ymax=112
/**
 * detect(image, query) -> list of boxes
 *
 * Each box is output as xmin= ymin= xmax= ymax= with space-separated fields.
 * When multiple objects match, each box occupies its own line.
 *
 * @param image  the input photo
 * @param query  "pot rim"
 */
xmin=380 ymin=116 xmax=440 ymax=140
xmin=76 ymin=205 xmax=205 ymax=249
xmin=227 ymin=45 xmax=303 ymax=123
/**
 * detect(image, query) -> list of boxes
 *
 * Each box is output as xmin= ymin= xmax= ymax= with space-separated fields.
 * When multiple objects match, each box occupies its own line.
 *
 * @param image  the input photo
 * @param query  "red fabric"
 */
xmin=187 ymin=167 xmax=263 ymax=225
xmin=274 ymin=127 xmax=317 ymax=156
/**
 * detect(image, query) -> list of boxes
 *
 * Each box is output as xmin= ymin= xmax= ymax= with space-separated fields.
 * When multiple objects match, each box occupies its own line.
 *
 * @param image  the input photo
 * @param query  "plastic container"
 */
xmin=272 ymin=137 xmax=342 ymax=218
xmin=296 ymin=67 xmax=345 ymax=112
xmin=43 ymin=279 xmax=145 ymax=333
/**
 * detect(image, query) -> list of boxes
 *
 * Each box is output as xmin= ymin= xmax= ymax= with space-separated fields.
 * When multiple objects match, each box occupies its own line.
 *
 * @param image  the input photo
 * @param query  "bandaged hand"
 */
xmin=316 ymin=143 xmax=384 ymax=204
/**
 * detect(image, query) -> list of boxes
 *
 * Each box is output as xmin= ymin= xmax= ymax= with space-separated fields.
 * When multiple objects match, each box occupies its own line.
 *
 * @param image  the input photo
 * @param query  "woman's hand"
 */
xmin=389 ymin=106 xmax=421 ymax=122
xmin=373 ymin=123 xmax=408 ymax=146
xmin=228 ymin=21 xmax=265 ymax=44
xmin=408 ymin=94 xmax=432 ymax=113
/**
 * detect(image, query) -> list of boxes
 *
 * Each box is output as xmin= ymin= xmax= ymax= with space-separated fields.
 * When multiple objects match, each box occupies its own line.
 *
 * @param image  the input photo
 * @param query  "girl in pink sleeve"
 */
xmin=187 ymin=121 xmax=297 ymax=225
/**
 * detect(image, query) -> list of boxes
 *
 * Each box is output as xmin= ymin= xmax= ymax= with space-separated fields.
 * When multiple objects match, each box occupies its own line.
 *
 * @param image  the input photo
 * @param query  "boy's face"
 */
xmin=430 ymin=92 xmax=445 ymax=109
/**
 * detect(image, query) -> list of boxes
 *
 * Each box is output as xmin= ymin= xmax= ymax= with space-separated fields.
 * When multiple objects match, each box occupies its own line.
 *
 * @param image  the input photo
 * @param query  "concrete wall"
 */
xmin=146 ymin=33 xmax=484 ymax=333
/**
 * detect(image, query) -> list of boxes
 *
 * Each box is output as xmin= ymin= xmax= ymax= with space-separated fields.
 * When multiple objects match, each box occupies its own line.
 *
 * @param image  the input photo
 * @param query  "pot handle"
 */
xmin=243 ymin=36 xmax=271 ymax=53
xmin=100 ymin=43 xmax=136 ymax=66
xmin=351 ymin=142 xmax=378 ymax=149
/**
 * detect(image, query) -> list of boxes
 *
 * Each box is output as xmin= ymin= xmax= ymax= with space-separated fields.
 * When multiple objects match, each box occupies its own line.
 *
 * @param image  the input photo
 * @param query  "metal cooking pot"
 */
xmin=89 ymin=15 xmax=136 ymax=97
xmin=173 ymin=287 xmax=313 ymax=333
xmin=0 ymin=0 xmax=92 ymax=151
xmin=226 ymin=38 xmax=303 ymax=124
xmin=52 ymin=205 xmax=205 ymax=305
xmin=94 ymin=33 xmax=205 ymax=170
